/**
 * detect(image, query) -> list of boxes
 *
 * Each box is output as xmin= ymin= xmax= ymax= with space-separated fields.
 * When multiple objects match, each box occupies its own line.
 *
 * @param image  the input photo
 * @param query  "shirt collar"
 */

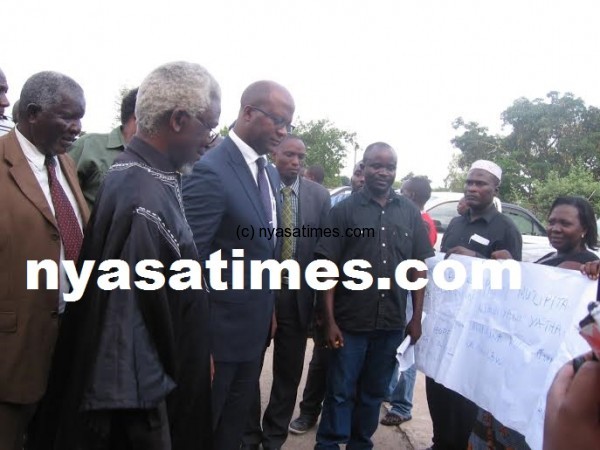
xmin=126 ymin=136 xmax=178 ymax=172
xmin=358 ymin=185 xmax=399 ymax=206
xmin=280 ymin=176 xmax=300 ymax=196
xmin=466 ymin=203 xmax=499 ymax=223
xmin=15 ymin=126 xmax=47 ymax=170
xmin=107 ymin=126 xmax=126 ymax=150
xmin=229 ymin=129 xmax=265 ymax=167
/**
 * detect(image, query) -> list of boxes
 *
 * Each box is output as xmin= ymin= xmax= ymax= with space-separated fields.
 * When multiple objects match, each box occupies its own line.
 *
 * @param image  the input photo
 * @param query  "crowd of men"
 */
xmin=0 ymin=62 xmax=598 ymax=450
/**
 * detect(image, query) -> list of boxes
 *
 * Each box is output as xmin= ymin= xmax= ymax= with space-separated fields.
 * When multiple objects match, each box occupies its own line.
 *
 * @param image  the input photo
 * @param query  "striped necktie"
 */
xmin=281 ymin=186 xmax=294 ymax=260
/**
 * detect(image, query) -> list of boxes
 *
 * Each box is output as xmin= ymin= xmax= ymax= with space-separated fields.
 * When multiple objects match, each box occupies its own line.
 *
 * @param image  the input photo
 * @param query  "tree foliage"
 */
xmin=218 ymin=125 xmax=230 ymax=137
xmin=530 ymin=165 xmax=600 ymax=220
xmin=448 ymin=92 xmax=600 ymax=216
xmin=293 ymin=119 xmax=358 ymax=187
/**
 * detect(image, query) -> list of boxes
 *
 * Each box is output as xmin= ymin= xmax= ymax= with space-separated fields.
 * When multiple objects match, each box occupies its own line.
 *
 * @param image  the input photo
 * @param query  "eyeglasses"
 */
xmin=248 ymin=106 xmax=295 ymax=134
xmin=197 ymin=117 xmax=219 ymax=146
xmin=190 ymin=112 xmax=219 ymax=146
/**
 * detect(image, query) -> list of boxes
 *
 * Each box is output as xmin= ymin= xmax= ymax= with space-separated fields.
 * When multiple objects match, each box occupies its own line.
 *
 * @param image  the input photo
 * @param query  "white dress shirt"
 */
xmin=229 ymin=130 xmax=278 ymax=233
xmin=16 ymin=127 xmax=84 ymax=312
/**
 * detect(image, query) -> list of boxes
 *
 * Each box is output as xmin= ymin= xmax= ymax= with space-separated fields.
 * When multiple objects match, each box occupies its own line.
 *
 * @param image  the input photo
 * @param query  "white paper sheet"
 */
xmin=415 ymin=254 xmax=593 ymax=450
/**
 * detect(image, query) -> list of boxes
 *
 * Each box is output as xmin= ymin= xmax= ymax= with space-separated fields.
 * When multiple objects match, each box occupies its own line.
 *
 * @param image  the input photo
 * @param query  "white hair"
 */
xmin=136 ymin=61 xmax=221 ymax=135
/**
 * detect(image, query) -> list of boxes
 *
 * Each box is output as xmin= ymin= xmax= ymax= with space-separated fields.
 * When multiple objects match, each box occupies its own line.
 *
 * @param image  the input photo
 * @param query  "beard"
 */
xmin=179 ymin=162 xmax=195 ymax=175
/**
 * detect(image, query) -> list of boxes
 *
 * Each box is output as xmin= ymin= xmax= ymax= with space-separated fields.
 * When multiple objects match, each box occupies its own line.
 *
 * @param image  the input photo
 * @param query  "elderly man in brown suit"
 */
xmin=0 ymin=70 xmax=88 ymax=450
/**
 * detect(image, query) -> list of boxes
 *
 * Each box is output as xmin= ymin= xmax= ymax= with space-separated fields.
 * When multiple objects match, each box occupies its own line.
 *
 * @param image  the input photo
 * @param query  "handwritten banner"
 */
xmin=415 ymin=254 xmax=595 ymax=450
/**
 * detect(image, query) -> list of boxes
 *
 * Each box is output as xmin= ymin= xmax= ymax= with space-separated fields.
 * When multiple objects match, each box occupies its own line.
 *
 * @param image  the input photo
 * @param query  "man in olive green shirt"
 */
xmin=69 ymin=87 xmax=137 ymax=210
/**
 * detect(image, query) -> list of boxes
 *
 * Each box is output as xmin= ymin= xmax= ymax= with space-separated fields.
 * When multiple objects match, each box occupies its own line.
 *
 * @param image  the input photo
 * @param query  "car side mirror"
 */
xmin=434 ymin=219 xmax=443 ymax=233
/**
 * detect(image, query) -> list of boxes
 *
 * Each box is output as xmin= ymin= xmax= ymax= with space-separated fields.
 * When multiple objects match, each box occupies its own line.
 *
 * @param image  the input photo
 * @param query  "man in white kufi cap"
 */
xmin=469 ymin=159 xmax=502 ymax=182
xmin=425 ymin=158 xmax=522 ymax=449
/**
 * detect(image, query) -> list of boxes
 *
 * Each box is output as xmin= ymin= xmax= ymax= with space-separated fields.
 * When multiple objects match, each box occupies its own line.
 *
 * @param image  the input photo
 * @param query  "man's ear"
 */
xmin=170 ymin=109 xmax=188 ymax=133
xmin=241 ymin=105 xmax=254 ymax=123
xmin=25 ymin=103 xmax=42 ymax=123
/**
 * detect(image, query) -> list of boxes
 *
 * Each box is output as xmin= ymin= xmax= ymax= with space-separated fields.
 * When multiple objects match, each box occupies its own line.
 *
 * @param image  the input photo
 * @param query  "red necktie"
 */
xmin=45 ymin=156 xmax=83 ymax=262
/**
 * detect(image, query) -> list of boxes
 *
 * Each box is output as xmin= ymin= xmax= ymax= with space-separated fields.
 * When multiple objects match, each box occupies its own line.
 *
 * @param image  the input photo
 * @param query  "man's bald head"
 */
xmin=234 ymin=80 xmax=295 ymax=156
xmin=239 ymin=80 xmax=294 ymax=111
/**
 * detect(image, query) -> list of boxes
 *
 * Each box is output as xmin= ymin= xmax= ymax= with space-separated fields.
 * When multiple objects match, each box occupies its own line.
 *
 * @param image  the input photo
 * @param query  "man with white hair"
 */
xmin=47 ymin=61 xmax=221 ymax=449
xmin=425 ymin=159 xmax=522 ymax=450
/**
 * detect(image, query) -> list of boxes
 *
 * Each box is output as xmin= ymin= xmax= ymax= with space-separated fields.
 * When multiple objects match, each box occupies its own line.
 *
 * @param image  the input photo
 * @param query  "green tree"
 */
xmin=293 ymin=119 xmax=358 ymax=187
xmin=530 ymin=165 xmax=600 ymax=220
xmin=444 ymin=155 xmax=467 ymax=192
xmin=451 ymin=117 xmax=503 ymax=168
xmin=218 ymin=125 xmax=229 ymax=137
xmin=445 ymin=117 xmax=510 ymax=194
xmin=449 ymin=92 xmax=600 ymax=208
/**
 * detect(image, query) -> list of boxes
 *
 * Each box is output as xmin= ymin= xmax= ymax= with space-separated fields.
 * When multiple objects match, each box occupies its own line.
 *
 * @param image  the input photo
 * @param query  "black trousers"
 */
xmin=425 ymin=376 xmax=478 ymax=450
xmin=243 ymin=287 xmax=310 ymax=449
xmin=77 ymin=402 xmax=171 ymax=450
xmin=212 ymin=357 xmax=263 ymax=450
xmin=297 ymin=340 xmax=330 ymax=421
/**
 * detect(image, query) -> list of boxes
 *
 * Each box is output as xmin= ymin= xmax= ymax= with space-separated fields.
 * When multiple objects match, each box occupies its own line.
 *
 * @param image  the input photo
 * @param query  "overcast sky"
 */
xmin=4 ymin=0 xmax=600 ymax=186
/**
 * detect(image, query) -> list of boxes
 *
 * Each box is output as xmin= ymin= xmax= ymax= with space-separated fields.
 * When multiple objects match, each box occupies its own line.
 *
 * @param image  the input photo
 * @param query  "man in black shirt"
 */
xmin=314 ymin=142 xmax=434 ymax=449
xmin=426 ymin=159 xmax=522 ymax=450
xmin=289 ymin=160 xmax=365 ymax=436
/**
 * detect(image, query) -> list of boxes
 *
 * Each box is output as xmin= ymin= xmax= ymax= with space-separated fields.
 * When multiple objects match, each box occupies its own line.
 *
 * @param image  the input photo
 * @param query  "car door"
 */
xmin=502 ymin=204 xmax=553 ymax=262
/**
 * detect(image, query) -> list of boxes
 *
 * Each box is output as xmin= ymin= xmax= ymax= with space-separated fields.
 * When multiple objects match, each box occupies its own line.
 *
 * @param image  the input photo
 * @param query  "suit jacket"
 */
xmin=182 ymin=136 xmax=281 ymax=362
xmin=291 ymin=177 xmax=330 ymax=329
xmin=0 ymin=129 xmax=89 ymax=404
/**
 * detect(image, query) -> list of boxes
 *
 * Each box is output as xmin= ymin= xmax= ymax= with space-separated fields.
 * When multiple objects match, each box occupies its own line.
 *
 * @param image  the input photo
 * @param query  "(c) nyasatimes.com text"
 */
xmin=26 ymin=251 xmax=522 ymax=302
xmin=236 ymin=224 xmax=374 ymax=240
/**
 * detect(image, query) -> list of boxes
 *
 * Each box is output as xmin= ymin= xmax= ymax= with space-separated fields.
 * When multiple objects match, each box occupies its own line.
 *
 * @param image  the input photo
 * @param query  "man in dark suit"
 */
xmin=244 ymin=136 xmax=330 ymax=449
xmin=183 ymin=80 xmax=295 ymax=450
xmin=0 ymin=71 xmax=88 ymax=450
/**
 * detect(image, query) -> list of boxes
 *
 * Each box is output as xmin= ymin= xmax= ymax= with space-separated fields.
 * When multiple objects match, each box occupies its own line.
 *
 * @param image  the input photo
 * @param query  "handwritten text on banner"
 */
xmin=415 ymin=254 xmax=594 ymax=450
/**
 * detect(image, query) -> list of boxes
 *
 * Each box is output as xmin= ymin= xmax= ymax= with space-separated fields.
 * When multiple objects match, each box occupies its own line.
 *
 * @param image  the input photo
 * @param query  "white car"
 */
xmin=424 ymin=192 xmax=553 ymax=262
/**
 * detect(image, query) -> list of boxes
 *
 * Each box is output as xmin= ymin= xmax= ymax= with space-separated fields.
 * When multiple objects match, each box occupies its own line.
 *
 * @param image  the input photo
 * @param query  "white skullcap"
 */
xmin=469 ymin=160 xmax=502 ymax=181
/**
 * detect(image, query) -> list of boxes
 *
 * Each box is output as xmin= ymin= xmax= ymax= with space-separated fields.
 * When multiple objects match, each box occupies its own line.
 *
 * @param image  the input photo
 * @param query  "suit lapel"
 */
xmin=225 ymin=139 xmax=271 ymax=230
xmin=58 ymin=154 xmax=90 ymax=226
xmin=266 ymin=164 xmax=281 ymax=227
xmin=4 ymin=130 xmax=58 ymax=230
xmin=298 ymin=177 xmax=309 ymax=227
